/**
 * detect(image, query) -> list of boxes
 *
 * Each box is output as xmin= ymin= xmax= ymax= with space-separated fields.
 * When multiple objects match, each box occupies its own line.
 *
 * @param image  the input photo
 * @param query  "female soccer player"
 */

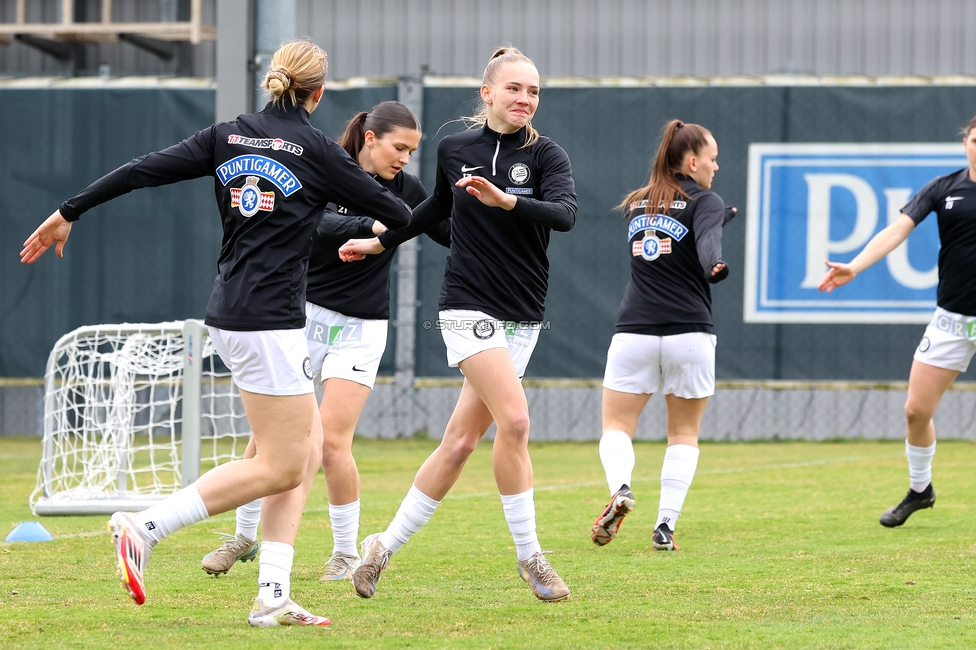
xmin=591 ymin=120 xmax=733 ymax=552
xmin=818 ymin=115 xmax=976 ymax=528
xmin=338 ymin=46 xmax=577 ymax=602
xmin=19 ymin=40 xmax=413 ymax=626
xmin=201 ymin=101 xmax=449 ymax=581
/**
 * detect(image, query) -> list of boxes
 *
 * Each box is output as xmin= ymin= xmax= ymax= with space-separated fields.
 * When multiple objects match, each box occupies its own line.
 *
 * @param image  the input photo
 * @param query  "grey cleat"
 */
xmin=517 ymin=552 xmax=570 ymax=602
xmin=351 ymin=533 xmax=391 ymax=598
xmin=320 ymin=551 xmax=361 ymax=581
xmin=202 ymin=533 xmax=258 ymax=575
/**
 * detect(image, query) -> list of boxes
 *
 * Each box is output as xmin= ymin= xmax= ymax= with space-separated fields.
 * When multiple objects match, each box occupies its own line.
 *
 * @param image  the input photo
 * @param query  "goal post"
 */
xmin=30 ymin=320 xmax=250 ymax=516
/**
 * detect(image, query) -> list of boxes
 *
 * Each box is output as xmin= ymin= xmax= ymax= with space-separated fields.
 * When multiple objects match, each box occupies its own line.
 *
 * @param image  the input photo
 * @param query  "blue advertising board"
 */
xmin=744 ymin=144 xmax=967 ymax=323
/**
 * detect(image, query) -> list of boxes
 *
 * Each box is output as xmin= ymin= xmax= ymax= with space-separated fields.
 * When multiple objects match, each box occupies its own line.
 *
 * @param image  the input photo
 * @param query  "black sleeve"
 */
xmin=901 ymin=174 xmax=950 ymax=224
xmin=508 ymin=141 xmax=577 ymax=232
xmin=424 ymin=219 xmax=452 ymax=248
xmin=693 ymin=192 xmax=728 ymax=283
xmin=315 ymin=204 xmax=376 ymax=239
xmin=377 ymin=194 xmax=452 ymax=249
xmin=319 ymin=142 xmax=413 ymax=230
xmin=377 ymin=139 xmax=454 ymax=249
xmin=59 ymin=125 xmax=217 ymax=222
xmin=400 ymin=173 xmax=450 ymax=248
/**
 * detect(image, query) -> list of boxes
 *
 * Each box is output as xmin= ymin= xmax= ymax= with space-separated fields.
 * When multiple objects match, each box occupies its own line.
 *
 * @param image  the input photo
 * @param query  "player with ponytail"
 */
xmin=340 ymin=46 xmax=577 ymax=603
xmin=592 ymin=119 xmax=734 ymax=552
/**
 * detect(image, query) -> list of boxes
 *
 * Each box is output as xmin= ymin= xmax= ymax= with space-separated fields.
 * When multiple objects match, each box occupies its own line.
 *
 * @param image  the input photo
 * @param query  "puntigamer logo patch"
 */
xmin=217 ymin=155 xmax=303 ymax=196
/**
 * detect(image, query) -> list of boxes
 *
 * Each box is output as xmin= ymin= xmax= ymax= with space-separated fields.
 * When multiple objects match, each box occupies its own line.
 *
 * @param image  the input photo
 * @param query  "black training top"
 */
xmin=306 ymin=170 xmax=448 ymax=320
xmin=377 ymin=123 xmax=577 ymax=322
xmin=57 ymin=102 xmax=412 ymax=331
xmin=615 ymin=175 xmax=727 ymax=336
xmin=902 ymin=168 xmax=976 ymax=316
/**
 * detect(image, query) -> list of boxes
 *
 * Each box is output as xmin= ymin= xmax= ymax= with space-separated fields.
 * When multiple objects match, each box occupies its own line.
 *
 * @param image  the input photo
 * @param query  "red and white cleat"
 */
xmin=107 ymin=512 xmax=152 ymax=605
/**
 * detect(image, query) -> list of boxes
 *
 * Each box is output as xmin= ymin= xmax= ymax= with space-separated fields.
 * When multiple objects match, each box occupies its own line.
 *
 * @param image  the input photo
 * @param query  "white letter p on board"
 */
xmin=801 ymin=173 xmax=878 ymax=288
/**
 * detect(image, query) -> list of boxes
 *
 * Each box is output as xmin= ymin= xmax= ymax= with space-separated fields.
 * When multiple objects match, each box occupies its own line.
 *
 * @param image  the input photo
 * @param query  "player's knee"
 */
xmin=904 ymin=400 xmax=934 ymax=426
xmin=442 ymin=432 xmax=480 ymax=465
xmin=267 ymin=458 xmax=306 ymax=492
xmin=497 ymin=411 xmax=531 ymax=444
xmin=321 ymin=433 xmax=350 ymax=469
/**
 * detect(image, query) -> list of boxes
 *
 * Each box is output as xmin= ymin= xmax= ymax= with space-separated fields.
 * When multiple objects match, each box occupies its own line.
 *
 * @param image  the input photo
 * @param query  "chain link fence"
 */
xmin=356 ymin=378 xmax=976 ymax=442
xmin=6 ymin=378 xmax=976 ymax=441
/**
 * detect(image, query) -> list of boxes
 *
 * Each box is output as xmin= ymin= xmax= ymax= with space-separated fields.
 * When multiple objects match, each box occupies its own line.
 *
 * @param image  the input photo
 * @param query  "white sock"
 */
xmin=906 ymin=440 xmax=936 ymax=493
xmin=132 ymin=485 xmax=209 ymax=545
xmin=599 ymin=429 xmax=635 ymax=494
xmin=329 ymin=500 xmax=361 ymax=556
xmin=257 ymin=541 xmax=293 ymax=607
xmin=235 ymin=498 xmax=261 ymax=542
xmin=656 ymin=444 xmax=700 ymax=531
xmin=380 ymin=485 xmax=440 ymax=554
xmin=501 ymin=489 xmax=542 ymax=561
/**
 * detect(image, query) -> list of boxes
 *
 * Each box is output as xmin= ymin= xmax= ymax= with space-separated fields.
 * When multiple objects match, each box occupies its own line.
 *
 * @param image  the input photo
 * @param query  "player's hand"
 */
xmin=21 ymin=210 xmax=72 ymax=264
xmin=338 ymin=237 xmax=385 ymax=262
xmin=708 ymin=261 xmax=729 ymax=284
xmin=455 ymin=176 xmax=516 ymax=210
xmin=723 ymin=206 xmax=737 ymax=226
xmin=818 ymin=261 xmax=856 ymax=292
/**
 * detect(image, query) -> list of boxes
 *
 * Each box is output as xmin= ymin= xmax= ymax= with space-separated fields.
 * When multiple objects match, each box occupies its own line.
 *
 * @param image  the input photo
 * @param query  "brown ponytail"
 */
xmin=619 ymin=120 xmax=712 ymax=215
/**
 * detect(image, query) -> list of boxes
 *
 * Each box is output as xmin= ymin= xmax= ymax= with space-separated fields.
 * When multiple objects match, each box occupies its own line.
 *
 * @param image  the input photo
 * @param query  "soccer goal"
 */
xmin=29 ymin=321 xmax=251 ymax=516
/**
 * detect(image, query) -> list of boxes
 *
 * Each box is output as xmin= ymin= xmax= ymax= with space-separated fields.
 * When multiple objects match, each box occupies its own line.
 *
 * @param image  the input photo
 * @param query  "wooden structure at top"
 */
xmin=0 ymin=0 xmax=215 ymax=46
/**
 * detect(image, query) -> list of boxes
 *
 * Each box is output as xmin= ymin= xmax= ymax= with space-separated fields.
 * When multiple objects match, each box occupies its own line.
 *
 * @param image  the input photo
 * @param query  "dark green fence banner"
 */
xmin=4 ymin=84 xmax=976 ymax=381
xmin=0 ymin=85 xmax=396 ymax=378
xmin=1 ymin=87 xmax=218 ymax=378
xmin=416 ymin=85 xmax=976 ymax=380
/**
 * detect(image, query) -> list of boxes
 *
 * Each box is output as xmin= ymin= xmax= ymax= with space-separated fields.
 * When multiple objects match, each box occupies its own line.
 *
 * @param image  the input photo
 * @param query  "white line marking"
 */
xmin=4 ymin=452 xmax=902 ymax=542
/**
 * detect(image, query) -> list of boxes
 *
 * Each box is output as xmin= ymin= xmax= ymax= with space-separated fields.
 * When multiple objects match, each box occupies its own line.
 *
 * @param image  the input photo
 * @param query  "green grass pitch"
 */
xmin=3 ymin=436 xmax=976 ymax=649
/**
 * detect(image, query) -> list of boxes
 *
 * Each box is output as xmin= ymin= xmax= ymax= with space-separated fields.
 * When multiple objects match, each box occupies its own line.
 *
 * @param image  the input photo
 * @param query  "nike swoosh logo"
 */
xmin=460 ymin=165 xmax=483 ymax=173
xmin=352 ymin=365 xmax=367 ymax=372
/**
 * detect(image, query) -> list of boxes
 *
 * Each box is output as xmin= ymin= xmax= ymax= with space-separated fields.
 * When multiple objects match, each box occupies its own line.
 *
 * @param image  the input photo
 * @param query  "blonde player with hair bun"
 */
xmin=21 ymin=38 xmax=413 ymax=627
xmin=201 ymin=100 xmax=450 ymax=583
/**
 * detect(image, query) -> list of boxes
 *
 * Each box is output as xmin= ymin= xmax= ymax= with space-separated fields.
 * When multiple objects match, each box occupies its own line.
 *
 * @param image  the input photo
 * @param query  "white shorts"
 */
xmin=913 ymin=307 xmax=976 ymax=373
xmin=438 ymin=309 xmax=541 ymax=378
xmin=208 ymin=326 xmax=314 ymax=396
xmin=602 ymin=331 xmax=716 ymax=399
xmin=305 ymin=302 xmax=388 ymax=389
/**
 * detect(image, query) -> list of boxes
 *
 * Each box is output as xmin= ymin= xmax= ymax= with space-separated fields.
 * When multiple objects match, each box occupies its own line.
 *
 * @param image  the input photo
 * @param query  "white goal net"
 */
xmin=30 ymin=321 xmax=251 ymax=515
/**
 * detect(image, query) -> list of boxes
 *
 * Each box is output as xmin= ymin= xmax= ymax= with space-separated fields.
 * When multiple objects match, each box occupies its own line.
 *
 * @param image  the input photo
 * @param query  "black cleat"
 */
xmin=652 ymin=523 xmax=679 ymax=551
xmin=879 ymin=484 xmax=935 ymax=528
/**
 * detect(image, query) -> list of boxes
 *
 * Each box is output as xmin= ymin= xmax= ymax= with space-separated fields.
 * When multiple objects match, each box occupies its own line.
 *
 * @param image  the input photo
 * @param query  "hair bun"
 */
xmin=273 ymin=69 xmax=293 ymax=90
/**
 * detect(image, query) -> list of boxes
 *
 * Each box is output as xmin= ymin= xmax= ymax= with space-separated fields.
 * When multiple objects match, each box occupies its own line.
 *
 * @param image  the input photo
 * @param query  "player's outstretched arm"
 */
xmin=21 ymin=210 xmax=72 ymax=264
xmin=817 ymin=213 xmax=916 ymax=293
